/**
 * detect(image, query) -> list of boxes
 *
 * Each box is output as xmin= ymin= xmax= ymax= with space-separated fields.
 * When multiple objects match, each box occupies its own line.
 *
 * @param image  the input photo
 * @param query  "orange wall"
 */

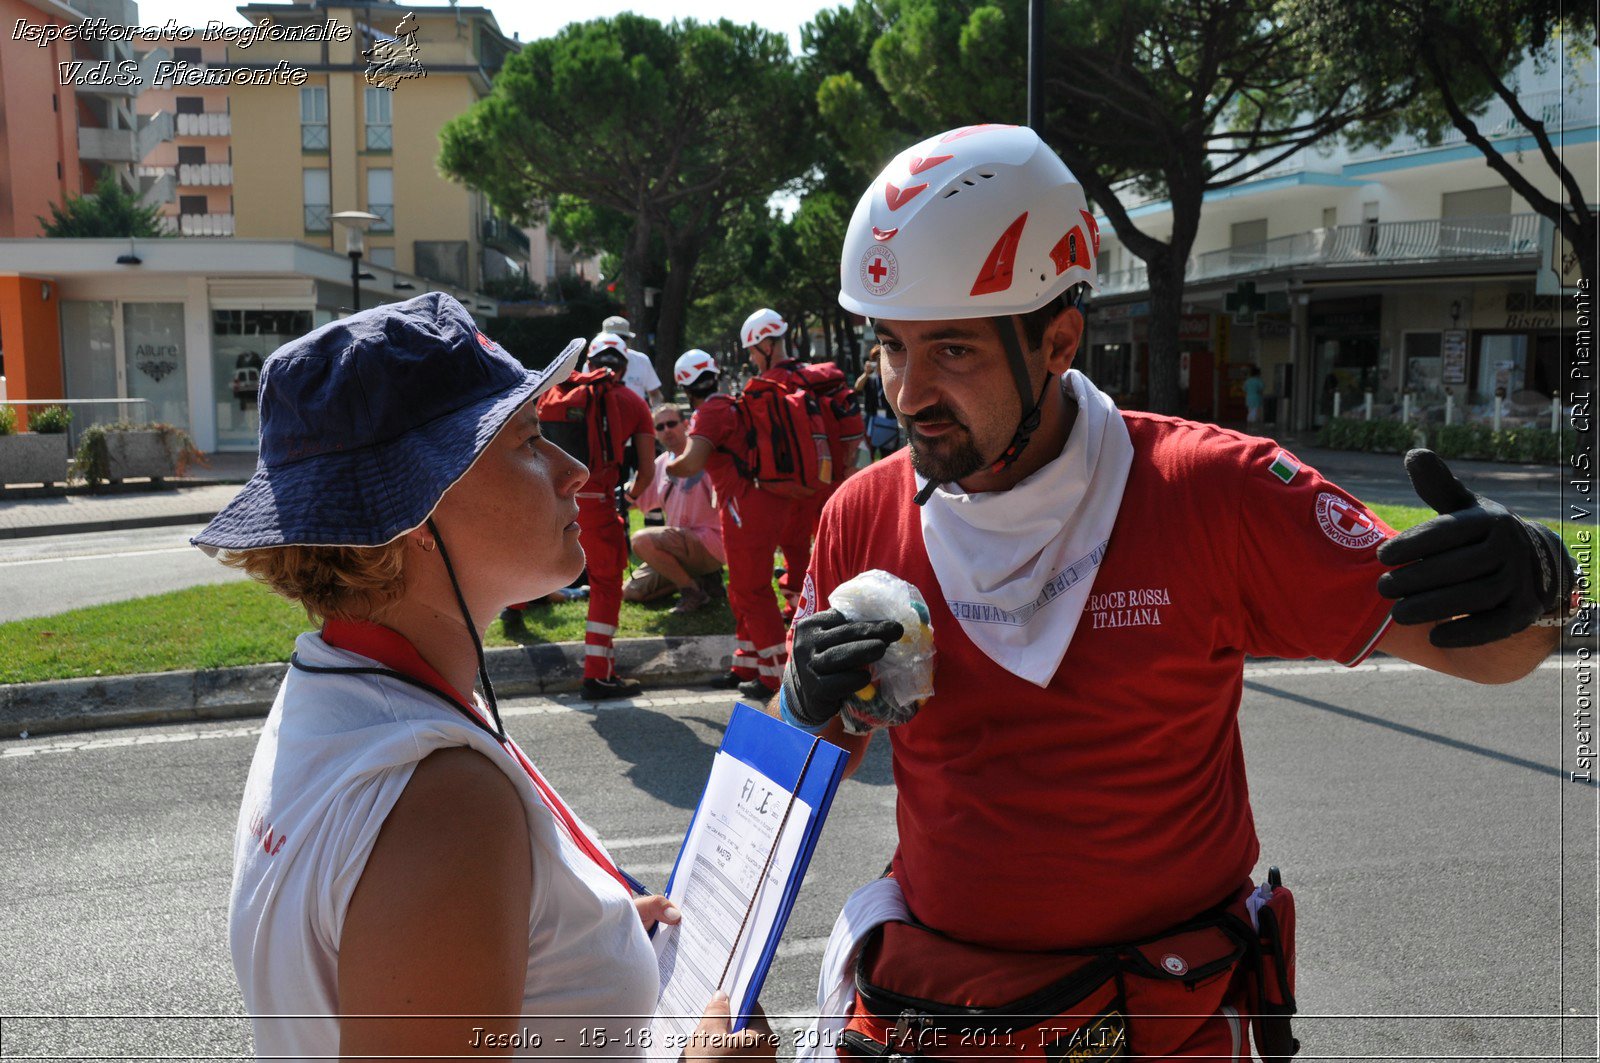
xmin=0 ymin=276 xmax=64 ymax=427
xmin=0 ymin=0 xmax=83 ymax=237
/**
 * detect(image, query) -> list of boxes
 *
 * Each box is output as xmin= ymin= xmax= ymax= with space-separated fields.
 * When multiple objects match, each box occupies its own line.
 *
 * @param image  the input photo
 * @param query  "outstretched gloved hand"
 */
xmin=1376 ymin=449 xmax=1577 ymax=648
xmin=780 ymin=609 xmax=903 ymax=730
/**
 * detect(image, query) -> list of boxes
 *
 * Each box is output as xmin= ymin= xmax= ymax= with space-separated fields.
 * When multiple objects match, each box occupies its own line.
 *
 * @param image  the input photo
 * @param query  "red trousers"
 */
xmin=577 ymin=492 xmax=628 ymax=681
xmin=720 ymin=488 xmax=790 ymax=692
xmin=776 ymin=487 xmax=829 ymax=606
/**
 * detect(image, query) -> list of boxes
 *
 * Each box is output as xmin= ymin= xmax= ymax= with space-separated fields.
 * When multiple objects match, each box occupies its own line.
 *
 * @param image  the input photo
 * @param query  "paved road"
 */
xmin=0 ymin=523 xmax=245 ymax=623
xmin=2 ymin=662 xmax=1594 ymax=1059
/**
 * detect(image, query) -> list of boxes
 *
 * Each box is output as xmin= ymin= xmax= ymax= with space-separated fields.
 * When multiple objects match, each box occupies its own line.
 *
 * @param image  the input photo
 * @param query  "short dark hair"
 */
xmin=1015 ymin=284 xmax=1088 ymax=349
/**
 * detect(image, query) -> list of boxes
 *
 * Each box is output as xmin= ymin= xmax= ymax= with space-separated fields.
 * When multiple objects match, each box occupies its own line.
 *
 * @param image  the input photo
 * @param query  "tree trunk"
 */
xmin=1143 ymin=255 xmax=1185 ymax=416
xmin=794 ymin=309 xmax=811 ymax=360
xmin=621 ymin=217 xmax=653 ymax=355
xmin=821 ymin=306 xmax=834 ymax=364
xmin=654 ymin=239 xmax=699 ymax=381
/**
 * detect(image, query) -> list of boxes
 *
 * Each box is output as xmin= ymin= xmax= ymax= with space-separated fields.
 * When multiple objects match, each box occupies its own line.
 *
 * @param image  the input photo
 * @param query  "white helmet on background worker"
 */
xmin=674 ymin=349 xmax=719 ymax=391
xmin=739 ymin=308 xmax=788 ymax=349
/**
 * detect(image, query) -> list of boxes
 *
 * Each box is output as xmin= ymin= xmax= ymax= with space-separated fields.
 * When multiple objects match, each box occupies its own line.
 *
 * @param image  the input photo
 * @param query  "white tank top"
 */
xmin=230 ymin=631 xmax=658 ymax=1058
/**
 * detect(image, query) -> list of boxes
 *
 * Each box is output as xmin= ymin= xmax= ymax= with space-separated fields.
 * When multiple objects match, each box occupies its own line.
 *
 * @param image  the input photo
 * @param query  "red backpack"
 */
xmin=734 ymin=377 xmax=831 ymax=499
xmin=536 ymin=369 xmax=634 ymax=472
xmin=784 ymin=361 xmax=865 ymax=478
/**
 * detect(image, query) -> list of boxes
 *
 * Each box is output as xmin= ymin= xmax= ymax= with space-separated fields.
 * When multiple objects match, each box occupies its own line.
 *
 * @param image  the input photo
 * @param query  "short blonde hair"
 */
xmin=220 ymin=541 xmax=408 ymax=623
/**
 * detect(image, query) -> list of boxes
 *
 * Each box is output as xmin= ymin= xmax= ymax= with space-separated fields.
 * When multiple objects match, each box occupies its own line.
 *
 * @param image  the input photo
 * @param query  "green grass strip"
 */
xmin=0 ymin=502 xmax=1590 ymax=685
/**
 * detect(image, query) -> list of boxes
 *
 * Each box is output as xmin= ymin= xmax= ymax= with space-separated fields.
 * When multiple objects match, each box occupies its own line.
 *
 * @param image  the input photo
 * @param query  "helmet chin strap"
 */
xmin=426 ymin=516 xmax=504 ymax=740
xmin=912 ymin=314 xmax=1049 ymax=507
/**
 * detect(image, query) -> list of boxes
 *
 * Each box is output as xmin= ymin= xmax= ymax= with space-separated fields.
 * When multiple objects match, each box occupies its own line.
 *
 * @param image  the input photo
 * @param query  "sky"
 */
xmin=131 ymin=0 xmax=834 ymax=53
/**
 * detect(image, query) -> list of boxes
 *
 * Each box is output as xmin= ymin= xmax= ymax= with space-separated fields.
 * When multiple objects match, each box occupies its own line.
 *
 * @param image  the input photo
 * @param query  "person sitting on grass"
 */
xmin=192 ymin=292 xmax=775 ymax=1062
xmin=625 ymin=403 xmax=727 ymax=613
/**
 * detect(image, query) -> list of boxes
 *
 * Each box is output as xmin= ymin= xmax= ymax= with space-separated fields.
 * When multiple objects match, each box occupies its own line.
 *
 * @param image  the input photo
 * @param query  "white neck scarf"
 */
xmin=918 ymin=369 xmax=1134 ymax=687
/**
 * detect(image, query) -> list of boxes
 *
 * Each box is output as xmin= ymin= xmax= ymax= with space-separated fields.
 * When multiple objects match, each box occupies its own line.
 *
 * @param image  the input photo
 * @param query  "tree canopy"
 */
xmin=1294 ymin=0 xmax=1597 ymax=290
xmin=852 ymin=0 xmax=1413 ymax=413
xmin=439 ymin=15 xmax=812 ymax=372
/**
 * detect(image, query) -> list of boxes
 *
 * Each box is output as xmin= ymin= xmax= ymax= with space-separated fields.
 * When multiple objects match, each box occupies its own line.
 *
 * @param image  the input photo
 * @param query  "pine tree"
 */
xmin=39 ymin=173 xmax=167 ymax=238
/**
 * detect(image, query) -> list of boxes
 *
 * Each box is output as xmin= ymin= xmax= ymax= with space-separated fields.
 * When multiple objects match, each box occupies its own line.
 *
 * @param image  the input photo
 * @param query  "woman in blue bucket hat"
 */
xmin=194 ymin=293 xmax=773 ymax=1059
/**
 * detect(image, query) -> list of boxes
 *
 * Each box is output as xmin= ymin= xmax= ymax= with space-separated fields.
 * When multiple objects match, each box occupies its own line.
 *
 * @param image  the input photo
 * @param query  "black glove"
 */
xmin=1376 ymin=449 xmax=1576 ymax=648
xmin=781 ymin=608 xmax=903 ymax=728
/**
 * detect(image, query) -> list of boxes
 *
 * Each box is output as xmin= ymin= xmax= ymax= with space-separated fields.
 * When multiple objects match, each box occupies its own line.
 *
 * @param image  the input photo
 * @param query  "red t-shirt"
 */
xmin=797 ymin=413 xmax=1395 ymax=949
xmin=581 ymin=384 xmax=652 ymax=493
xmin=687 ymin=393 xmax=749 ymax=505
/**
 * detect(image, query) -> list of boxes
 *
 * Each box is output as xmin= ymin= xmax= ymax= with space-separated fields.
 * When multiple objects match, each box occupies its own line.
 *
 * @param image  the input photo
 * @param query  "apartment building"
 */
xmin=134 ymin=31 xmax=234 ymax=236
xmin=225 ymin=0 xmax=525 ymax=290
xmin=1083 ymin=54 xmax=1598 ymax=433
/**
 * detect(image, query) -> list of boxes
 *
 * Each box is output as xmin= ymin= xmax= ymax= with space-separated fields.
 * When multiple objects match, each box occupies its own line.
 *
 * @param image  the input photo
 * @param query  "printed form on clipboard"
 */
xmin=649 ymin=703 xmax=849 ymax=1052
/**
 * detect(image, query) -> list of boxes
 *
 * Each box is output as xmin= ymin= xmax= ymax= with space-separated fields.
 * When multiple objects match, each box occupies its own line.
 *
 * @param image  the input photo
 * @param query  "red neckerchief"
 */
xmin=320 ymin=619 xmax=630 ymax=894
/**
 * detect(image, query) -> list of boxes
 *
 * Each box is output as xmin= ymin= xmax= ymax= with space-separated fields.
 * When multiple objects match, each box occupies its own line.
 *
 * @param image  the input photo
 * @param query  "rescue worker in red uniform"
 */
xmin=666 ymin=349 xmax=791 ymax=702
xmin=739 ymin=308 xmax=863 ymax=617
xmin=775 ymin=125 xmax=1580 ymax=1062
xmin=541 ymin=334 xmax=655 ymax=700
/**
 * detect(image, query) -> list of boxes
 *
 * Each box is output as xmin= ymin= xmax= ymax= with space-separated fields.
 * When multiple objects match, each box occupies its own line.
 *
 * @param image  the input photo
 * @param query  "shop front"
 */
xmin=1310 ymin=296 xmax=1383 ymax=425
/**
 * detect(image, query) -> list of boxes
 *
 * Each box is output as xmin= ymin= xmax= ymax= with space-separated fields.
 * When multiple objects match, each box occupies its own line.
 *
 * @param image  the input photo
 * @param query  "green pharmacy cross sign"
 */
xmin=1225 ymin=280 xmax=1269 ymax=324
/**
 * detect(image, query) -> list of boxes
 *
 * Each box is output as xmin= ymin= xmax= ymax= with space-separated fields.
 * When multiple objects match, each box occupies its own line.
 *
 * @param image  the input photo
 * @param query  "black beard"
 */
xmin=903 ymin=417 xmax=987 ymax=484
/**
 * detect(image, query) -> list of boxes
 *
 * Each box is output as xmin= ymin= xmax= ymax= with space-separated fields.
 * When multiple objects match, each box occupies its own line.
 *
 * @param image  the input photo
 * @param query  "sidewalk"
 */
xmin=0 ymin=442 xmax=1572 ymax=540
xmin=0 ymin=452 xmax=254 ymax=539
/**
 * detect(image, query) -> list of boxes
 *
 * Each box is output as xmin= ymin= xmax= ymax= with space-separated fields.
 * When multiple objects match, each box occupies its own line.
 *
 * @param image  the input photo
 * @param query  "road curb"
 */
xmin=0 ymin=511 xmax=223 ymax=540
xmin=0 ymin=634 xmax=737 ymax=738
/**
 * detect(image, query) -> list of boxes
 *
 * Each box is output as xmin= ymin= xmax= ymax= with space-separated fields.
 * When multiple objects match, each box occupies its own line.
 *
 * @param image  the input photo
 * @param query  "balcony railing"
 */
xmin=305 ymin=204 xmax=331 ymax=232
xmin=1110 ymin=82 xmax=1598 ymax=212
xmin=176 ymin=212 xmax=235 ymax=237
xmin=482 ymin=216 xmax=530 ymax=253
xmin=369 ymin=203 xmax=394 ymax=232
xmin=177 ymin=162 xmax=232 ymax=187
xmin=176 ymin=112 xmax=231 ymax=137
xmin=1097 ymin=212 xmax=1538 ymax=296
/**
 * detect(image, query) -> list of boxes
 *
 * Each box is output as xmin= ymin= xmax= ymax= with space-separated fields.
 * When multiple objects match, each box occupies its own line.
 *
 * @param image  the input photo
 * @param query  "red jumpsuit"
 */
xmin=687 ymin=394 xmax=789 ymax=691
xmin=572 ymin=386 xmax=652 ymax=682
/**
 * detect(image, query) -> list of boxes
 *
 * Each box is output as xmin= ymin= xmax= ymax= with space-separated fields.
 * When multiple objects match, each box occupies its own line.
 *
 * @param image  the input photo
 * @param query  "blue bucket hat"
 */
xmin=193 ymin=292 xmax=582 ymax=552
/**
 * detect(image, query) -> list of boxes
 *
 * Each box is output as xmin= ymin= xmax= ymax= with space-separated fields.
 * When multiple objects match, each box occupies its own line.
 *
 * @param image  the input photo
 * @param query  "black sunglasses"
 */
xmin=654 ymin=418 xmax=682 ymax=430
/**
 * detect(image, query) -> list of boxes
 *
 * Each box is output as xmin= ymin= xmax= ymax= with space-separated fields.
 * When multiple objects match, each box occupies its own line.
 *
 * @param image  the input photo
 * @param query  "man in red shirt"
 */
xmin=779 ymin=125 xmax=1578 ymax=1061
xmin=540 ymin=339 xmax=655 ymax=700
xmin=666 ymin=350 xmax=791 ymax=700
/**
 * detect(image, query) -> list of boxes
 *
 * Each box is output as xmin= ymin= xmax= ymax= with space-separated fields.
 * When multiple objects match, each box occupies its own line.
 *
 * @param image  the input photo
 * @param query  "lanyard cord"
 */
xmin=715 ymin=735 xmax=822 ymax=994
xmin=425 ymin=516 xmax=503 ymax=739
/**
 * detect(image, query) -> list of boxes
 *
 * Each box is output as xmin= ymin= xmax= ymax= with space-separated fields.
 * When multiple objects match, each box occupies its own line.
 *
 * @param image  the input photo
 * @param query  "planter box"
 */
xmin=104 ymin=429 xmax=177 ymax=482
xmin=0 ymin=433 xmax=70 ymax=487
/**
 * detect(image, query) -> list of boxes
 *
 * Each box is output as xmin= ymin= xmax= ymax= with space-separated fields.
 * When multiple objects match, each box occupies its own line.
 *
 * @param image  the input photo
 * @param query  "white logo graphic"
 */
xmin=1316 ymin=492 xmax=1384 ymax=549
xmin=860 ymin=244 xmax=898 ymax=296
xmin=796 ymin=573 xmax=818 ymax=622
xmin=1161 ymin=954 xmax=1189 ymax=976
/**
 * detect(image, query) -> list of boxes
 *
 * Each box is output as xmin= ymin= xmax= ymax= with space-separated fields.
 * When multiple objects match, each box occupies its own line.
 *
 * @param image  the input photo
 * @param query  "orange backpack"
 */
xmin=734 ymin=377 xmax=832 ymax=498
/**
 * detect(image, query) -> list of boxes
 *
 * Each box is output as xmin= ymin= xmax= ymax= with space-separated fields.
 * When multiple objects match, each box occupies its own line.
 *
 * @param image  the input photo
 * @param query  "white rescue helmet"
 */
xmin=838 ymin=124 xmax=1099 ymax=321
xmin=674 ymin=349 xmax=719 ymax=388
xmin=587 ymin=332 xmax=629 ymax=359
xmin=740 ymin=308 xmax=788 ymax=349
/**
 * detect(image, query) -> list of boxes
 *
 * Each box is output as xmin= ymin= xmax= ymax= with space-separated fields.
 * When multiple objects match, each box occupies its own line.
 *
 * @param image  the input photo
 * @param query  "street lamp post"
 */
xmin=331 ymin=211 xmax=383 ymax=313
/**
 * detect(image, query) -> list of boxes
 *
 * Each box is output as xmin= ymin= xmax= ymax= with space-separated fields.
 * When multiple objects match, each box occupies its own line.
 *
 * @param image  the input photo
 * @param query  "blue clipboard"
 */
xmin=659 ymin=702 xmax=849 ymax=1029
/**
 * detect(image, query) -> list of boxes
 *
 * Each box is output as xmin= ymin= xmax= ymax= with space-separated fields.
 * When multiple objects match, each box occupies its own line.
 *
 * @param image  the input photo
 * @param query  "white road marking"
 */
xmin=603 ymin=833 xmax=686 ymax=850
xmin=0 ymin=661 xmax=1565 ymax=760
xmin=0 ymin=546 xmax=195 ymax=568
